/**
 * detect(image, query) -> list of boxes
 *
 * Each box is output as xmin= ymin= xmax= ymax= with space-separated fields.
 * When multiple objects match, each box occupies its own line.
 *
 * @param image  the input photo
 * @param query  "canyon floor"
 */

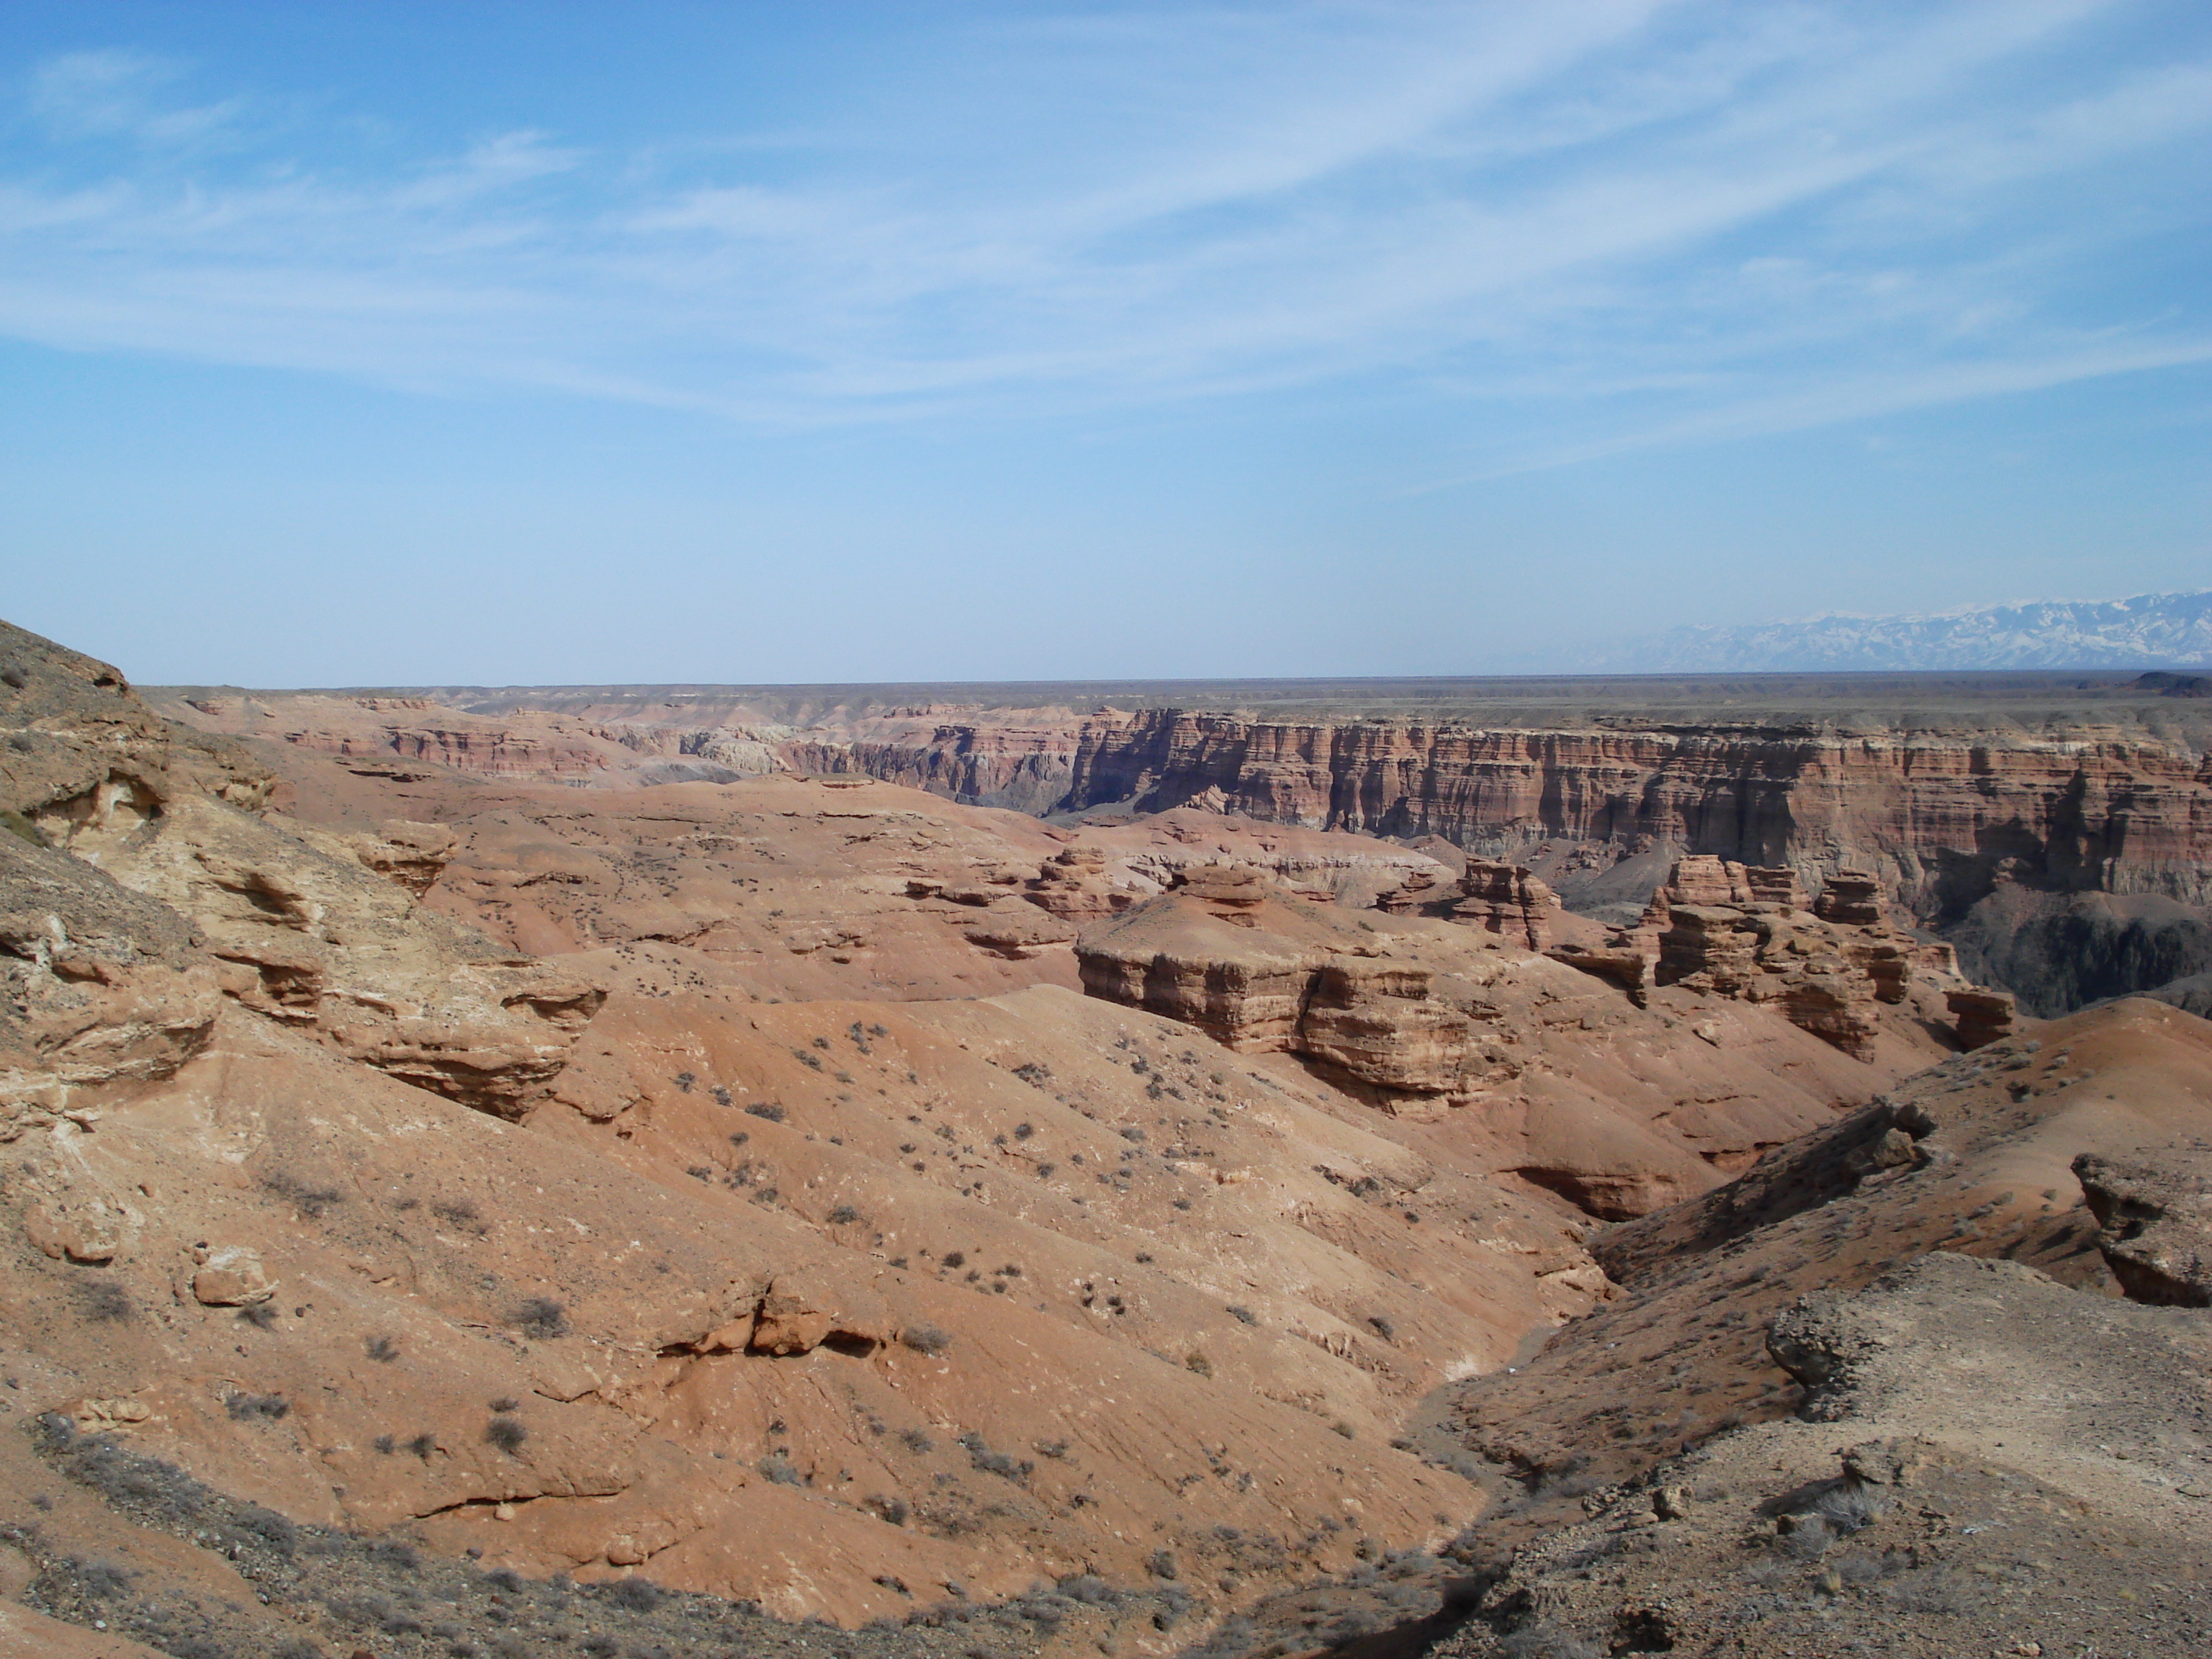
xmin=2 ymin=621 xmax=2208 ymax=1658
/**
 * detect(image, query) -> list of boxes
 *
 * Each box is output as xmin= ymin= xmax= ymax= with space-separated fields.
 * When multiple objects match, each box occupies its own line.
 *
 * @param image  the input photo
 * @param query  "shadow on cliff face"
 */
xmin=1946 ymin=886 xmax=2212 ymax=1016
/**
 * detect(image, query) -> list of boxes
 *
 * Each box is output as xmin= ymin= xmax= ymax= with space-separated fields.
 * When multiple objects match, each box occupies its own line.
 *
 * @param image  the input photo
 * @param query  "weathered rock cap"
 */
xmin=1171 ymin=863 xmax=1274 ymax=907
xmin=2073 ymin=1146 xmax=2212 ymax=1307
xmin=1946 ymin=986 xmax=2017 ymax=1051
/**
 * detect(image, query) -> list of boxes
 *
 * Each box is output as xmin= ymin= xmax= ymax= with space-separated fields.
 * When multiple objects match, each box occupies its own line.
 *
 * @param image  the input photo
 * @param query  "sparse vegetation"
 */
xmin=603 ymin=1576 xmax=667 ymax=1612
xmin=484 ymin=1415 xmax=528 ymax=1454
xmin=758 ymin=1450 xmax=804 ymax=1485
xmin=1812 ymin=1482 xmax=1889 ymax=1534
xmin=512 ymin=1296 xmax=568 ymax=1340
xmin=899 ymin=1323 xmax=951 ymax=1355
xmin=224 ymin=1391 xmax=290 ymax=1421
xmin=75 ymin=1279 xmax=135 ymax=1323
xmin=260 ymin=1172 xmax=345 ymax=1218
xmin=431 ymin=1197 xmax=486 ymax=1231
xmin=958 ymin=1431 xmax=1032 ymax=1480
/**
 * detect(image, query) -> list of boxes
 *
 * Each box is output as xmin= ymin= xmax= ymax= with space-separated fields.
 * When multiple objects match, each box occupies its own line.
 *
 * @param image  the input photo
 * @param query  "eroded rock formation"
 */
xmin=1546 ymin=855 xmax=1969 ymax=1062
xmin=2074 ymin=1146 xmax=2212 ymax=1306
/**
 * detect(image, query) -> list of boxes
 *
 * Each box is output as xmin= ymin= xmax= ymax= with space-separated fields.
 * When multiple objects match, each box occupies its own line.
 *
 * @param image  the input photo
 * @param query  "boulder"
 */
xmin=2074 ymin=1148 xmax=2212 ymax=1307
xmin=748 ymin=1272 xmax=893 ymax=1356
xmin=190 ymin=1243 xmax=279 ymax=1306
xmin=1946 ymin=986 xmax=2016 ymax=1051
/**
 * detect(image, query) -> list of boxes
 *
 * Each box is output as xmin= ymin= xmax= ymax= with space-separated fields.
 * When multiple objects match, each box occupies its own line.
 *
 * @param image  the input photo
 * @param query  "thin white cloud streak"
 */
xmin=0 ymin=0 xmax=2204 ymax=457
xmin=1421 ymin=336 xmax=2212 ymax=486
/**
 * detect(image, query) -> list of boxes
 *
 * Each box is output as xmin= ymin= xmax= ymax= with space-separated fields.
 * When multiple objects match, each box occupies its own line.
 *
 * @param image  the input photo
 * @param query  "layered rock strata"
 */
xmin=1555 ymin=855 xmax=1972 ymax=1062
xmin=1448 ymin=859 xmax=1556 ymax=950
xmin=1057 ymin=711 xmax=2212 ymax=906
xmin=1945 ymin=985 xmax=2018 ymax=1050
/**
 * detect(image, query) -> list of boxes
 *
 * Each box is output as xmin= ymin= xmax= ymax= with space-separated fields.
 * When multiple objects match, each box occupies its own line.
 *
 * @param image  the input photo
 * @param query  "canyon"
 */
xmin=161 ymin=675 xmax=2212 ymax=1017
xmin=1 ymin=619 xmax=2205 ymax=1659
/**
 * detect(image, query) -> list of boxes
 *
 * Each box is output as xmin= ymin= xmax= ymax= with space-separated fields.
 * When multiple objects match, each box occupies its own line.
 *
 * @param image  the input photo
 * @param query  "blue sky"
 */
xmin=3 ymin=1 xmax=2208 ymax=685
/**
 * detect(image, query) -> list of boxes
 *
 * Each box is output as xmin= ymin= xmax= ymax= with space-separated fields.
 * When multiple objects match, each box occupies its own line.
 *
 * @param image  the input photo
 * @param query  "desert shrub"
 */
xmin=1034 ymin=1438 xmax=1070 ymax=1459
xmin=490 ymin=1395 xmax=519 ymax=1412
xmin=940 ymin=1250 xmax=964 ymax=1269
xmin=483 ymin=1567 xmax=525 ymax=1593
xmin=374 ymin=1434 xmax=397 ymax=1454
xmin=1783 ymin=1516 xmax=1833 ymax=1560
xmin=225 ymin=1392 xmax=290 ymax=1421
xmin=485 ymin=1416 xmax=527 ymax=1455
xmin=827 ymin=1205 xmax=865 ymax=1226
xmin=431 ymin=1198 xmax=484 ymax=1231
xmin=405 ymin=1433 xmax=437 ymax=1460
xmin=76 ymin=1279 xmax=135 ymax=1323
xmin=1500 ymin=1624 xmax=1603 ymax=1659
xmin=1882 ymin=1565 xmax=1967 ymax=1615
xmin=261 ymin=1172 xmax=344 ymax=1218
xmin=1226 ymin=1304 xmax=1256 ymax=1324
xmin=1834 ymin=1550 xmax=1887 ymax=1585
xmin=745 ymin=1102 xmax=786 ymax=1121
xmin=899 ymin=1324 xmax=951 ymax=1355
xmin=365 ymin=1335 xmax=400 ymax=1362
xmin=512 ymin=1297 xmax=568 ymax=1340
xmin=1367 ymin=1314 xmax=1395 ymax=1341
xmin=1184 ymin=1352 xmax=1213 ymax=1378
xmin=236 ymin=1505 xmax=299 ymax=1552
xmin=603 ymin=1577 xmax=665 ymax=1613
xmin=958 ymin=1433 xmax=1030 ymax=1480
xmin=899 ymin=1428 xmax=933 ymax=1454
xmin=758 ymin=1452 xmax=804 ymax=1485
xmin=866 ymin=1493 xmax=909 ymax=1525
xmin=237 ymin=1303 xmax=279 ymax=1329
xmin=1813 ymin=1482 xmax=1889 ymax=1534
xmin=1146 ymin=1550 xmax=1179 ymax=1581
xmin=71 ymin=1559 xmax=135 ymax=1599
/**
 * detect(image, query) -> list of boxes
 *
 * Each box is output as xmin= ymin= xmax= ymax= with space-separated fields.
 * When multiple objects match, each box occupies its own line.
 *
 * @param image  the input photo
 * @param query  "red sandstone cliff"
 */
xmin=1055 ymin=712 xmax=2212 ymax=921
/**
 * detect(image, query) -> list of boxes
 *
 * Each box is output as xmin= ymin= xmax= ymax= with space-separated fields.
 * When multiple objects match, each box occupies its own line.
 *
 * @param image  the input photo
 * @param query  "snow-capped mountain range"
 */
xmin=1577 ymin=590 xmax=2212 ymax=673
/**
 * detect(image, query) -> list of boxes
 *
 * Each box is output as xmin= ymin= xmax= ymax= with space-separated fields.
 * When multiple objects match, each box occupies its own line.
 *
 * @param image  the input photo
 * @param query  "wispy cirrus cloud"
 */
xmin=1 ymin=1 xmax=2206 ymax=466
xmin=27 ymin=49 xmax=240 ymax=146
